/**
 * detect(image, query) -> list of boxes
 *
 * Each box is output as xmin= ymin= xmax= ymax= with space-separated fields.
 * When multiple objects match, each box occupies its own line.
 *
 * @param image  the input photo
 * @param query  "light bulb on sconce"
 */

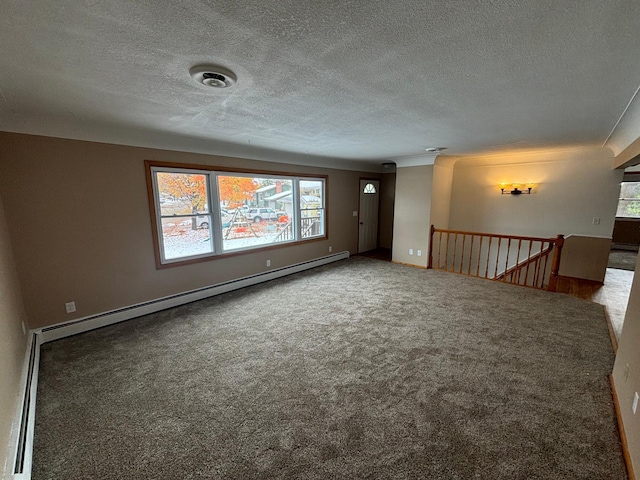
xmin=499 ymin=183 xmax=535 ymax=195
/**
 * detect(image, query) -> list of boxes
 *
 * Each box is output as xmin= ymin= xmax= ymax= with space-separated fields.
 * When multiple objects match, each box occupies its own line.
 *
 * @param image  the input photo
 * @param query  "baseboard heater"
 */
xmin=39 ymin=251 xmax=349 ymax=344
xmin=11 ymin=332 xmax=39 ymax=479
xmin=12 ymin=252 xmax=349 ymax=479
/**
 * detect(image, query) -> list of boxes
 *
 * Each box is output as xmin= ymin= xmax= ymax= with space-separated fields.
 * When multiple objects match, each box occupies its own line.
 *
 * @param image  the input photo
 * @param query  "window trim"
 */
xmin=145 ymin=160 xmax=329 ymax=269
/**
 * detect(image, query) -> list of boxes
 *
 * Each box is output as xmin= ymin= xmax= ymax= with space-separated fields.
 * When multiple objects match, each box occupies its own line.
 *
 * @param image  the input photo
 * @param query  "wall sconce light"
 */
xmin=499 ymin=183 xmax=534 ymax=195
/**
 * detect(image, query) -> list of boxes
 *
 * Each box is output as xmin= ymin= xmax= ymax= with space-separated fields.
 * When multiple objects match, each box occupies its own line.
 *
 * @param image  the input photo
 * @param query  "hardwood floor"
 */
xmin=557 ymin=268 xmax=634 ymax=344
xmin=358 ymin=248 xmax=392 ymax=261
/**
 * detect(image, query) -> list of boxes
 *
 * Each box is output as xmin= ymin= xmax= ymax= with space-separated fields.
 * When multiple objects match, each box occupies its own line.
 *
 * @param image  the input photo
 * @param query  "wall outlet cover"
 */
xmin=65 ymin=301 xmax=76 ymax=313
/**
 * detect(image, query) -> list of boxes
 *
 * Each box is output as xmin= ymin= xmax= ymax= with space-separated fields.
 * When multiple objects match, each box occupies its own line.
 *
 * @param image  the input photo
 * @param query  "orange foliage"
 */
xmin=218 ymin=176 xmax=257 ymax=208
xmin=157 ymin=172 xmax=207 ymax=212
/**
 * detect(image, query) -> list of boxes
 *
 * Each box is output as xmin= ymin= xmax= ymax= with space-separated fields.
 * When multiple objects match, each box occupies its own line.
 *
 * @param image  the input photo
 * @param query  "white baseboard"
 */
xmin=7 ymin=252 xmax=349 ymax=479
xmin=38 ymin=251 xmax=349 ymax=344
xmin=5 ymin=331 xmax=40 ymax=480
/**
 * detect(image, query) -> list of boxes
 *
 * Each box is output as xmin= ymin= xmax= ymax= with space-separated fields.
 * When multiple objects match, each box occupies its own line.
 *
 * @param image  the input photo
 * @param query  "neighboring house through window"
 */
xmin=146 ymin=161 xmax=327 ymax=266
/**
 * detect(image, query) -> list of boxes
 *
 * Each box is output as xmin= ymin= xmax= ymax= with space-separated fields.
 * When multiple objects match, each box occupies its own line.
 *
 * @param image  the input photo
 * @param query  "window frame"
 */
xmin=616 ymin=180 xmax=640 ymax=219
xmin=145 ymin=160 xmax=328 ymax=268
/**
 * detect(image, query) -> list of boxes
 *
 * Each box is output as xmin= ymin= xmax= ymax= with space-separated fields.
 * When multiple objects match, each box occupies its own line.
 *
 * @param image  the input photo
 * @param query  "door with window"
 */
xmin=358 ymin=179 xmax=380 ymax=253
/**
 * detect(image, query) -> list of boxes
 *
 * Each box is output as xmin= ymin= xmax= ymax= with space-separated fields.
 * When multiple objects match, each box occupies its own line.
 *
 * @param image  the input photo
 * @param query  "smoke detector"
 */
xmin=425 ymin=147 xmax=447 ymax=153
xmin=190 ymin=65 xmax=237 ymax=88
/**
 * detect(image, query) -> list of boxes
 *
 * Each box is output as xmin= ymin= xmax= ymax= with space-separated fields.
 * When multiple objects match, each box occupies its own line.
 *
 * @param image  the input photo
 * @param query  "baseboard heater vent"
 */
xmin=39 ymin=251 xmax=349 ymax=344
xmin=12 ymin=332 xmax=39 ymax=479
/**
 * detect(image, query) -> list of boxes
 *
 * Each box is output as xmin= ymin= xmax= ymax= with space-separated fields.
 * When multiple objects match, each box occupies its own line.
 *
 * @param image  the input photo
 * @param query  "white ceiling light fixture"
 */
xmin=425 ymin=147 xmax=447 ymax=153
xmin=190 ymin=64 xmax=237 ymax=88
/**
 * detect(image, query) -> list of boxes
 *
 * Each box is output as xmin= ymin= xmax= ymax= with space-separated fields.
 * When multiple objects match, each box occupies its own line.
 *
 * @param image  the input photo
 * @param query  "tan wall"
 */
xmin=558 ymin=235 xmax=612 ymax=283
xmin=430 ymin=162 xmax=454 ymax=230
xmin=392 ymin=166 xmax=432 ymax=266
xmin=612 ymin=252 xmax=640 ymax=475
xmin=449 ymin=147 xmax=623 ymax=238
xmin=379 ymin=172 xmax=396 ymax=249
xmin=0 ymin=191 xmax=28 ymax=477
xmin=0 ymin=132 xmax=374 ymax=328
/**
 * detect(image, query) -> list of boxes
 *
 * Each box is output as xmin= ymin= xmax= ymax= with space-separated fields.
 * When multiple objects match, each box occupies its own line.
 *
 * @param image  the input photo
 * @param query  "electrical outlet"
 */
xmin=329 ymin=246 xmax=332 ymax=252
xmin=409 ymin=248 xmax=414 ymax=255
xmin=592 ymin=217 xmax=600 ymax=225
xmin=417 ymin=250 xmax=422 ymax=256
xmin=353 ymin=211 xmax=358 ymax=217
xmin=624 ymin=363 xmax=630 ymax=382
xmin=65 ymin=301 xmax=76 ymax=313
xmin=266 ymin=260 xmax=271 ymax=267
xmin=633 ymin=392 xmax=639 ymax=415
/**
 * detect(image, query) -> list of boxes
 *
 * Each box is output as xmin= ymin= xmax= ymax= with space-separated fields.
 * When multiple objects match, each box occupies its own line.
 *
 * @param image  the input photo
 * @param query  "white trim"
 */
xmin=5 ymin=331 xmax=40 ymax=480
xmin=7 ymin=251 xmax=349 ymax=480
xmin=38 ymin=251 xmax=349 ymax=344
xmin=393 ymin=154 xmax=439 ymax=168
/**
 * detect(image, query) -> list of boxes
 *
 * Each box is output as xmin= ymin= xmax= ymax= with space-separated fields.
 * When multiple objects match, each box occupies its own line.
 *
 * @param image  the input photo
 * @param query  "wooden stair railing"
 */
xmin=428 ymin=226 xmax=564 ymax=291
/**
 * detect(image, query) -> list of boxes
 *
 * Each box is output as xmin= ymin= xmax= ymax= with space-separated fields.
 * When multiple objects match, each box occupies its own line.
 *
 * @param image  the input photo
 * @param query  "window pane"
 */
xmin=218 ymin=175 xmax=294 ymax=251
xmin=156 ymin=172 xmax=209 ymax=216
xmin=617 ymin=182 xmax=640 ymax=218
xmin=363 ymin=183 xmax=376 ymax=194
xmin=616 ymin=199 xmax=640 ymax=218
xmin=300 ymin=179 xmax=324 ymax=238
xmin=160 ymin=217 xmax=213 ymax=260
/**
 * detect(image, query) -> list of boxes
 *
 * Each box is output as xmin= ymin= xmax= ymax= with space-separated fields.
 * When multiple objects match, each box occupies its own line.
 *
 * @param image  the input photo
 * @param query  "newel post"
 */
xmin=547 ymin=234 xmax=565 ymax=292
xmin=428 ymin=225 xmax=435 ymax=269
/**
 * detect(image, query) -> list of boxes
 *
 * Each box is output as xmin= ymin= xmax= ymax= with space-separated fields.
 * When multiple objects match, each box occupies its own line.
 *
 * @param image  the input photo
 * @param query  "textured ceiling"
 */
xmin=1 ymin=0 xmax=640 ymax=169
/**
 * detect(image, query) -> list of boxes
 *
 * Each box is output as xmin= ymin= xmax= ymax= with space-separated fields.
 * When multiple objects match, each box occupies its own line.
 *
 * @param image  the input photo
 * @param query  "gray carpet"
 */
xmin=33 ymin=257 xmax=626 ymax=479
xmin=608 ymin=249 xmax=638 ymax=271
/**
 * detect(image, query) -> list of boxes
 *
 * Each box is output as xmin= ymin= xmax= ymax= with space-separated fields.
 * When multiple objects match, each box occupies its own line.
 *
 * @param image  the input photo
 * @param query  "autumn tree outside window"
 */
xmin=146 ymin=162 xmax=327 ymax=267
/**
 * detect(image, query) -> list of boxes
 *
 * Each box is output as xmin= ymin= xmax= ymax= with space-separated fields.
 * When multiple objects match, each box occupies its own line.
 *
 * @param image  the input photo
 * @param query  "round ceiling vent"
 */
xmin=190 ymin=65 xmax=237 ymax=88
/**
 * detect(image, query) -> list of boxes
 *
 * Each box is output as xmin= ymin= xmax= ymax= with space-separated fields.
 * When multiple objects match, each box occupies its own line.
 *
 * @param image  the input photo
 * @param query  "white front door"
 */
xmin=358 ymin=179 xmax=380 ymax=253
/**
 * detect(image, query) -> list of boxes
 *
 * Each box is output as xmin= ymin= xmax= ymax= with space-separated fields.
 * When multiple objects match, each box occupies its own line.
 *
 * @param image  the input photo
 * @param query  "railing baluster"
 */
xmin=533 ymin=243 xmax=542 ymax=288
xmin=459 ymin=234 xmax=466 ymax=274
xmin=514 ymin=239 xmax=523 ymax=284
xmin=493 ymin=237 xmax=502 ymax=279
xmin=452 ymin=233 xmax=459 ymax=272
xmin=503 ymin=238 xmax=511 ymax=282
xmin=429 ymin=227 xmax=564 ymax=291
xmin=468 ymin=234 xmax=474 ymax=276
xmin=444 ymin=232 xmax=450 ymax=271
xmin=541 ymin=241 xmax=550 ymax=289
xmin=523 ymin=240 xmax=533 ymax=287
xmin=484 ymin=236 xmax=491 ymax=279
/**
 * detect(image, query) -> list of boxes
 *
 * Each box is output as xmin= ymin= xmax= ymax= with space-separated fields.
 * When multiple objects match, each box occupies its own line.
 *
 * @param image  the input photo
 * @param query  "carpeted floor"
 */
xmin=33 ymin=257 xmax=626 ymax=479
xmin=608 ymin=249 xmax=638 ymax=271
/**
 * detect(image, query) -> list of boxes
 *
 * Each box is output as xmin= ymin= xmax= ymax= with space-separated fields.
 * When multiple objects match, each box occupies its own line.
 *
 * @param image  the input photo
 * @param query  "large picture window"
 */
xmin=146 ymin=161 xmax=327 ymax=266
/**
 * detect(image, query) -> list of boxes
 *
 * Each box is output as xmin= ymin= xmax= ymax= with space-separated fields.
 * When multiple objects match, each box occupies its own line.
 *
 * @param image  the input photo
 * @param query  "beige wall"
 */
xmin=558 ymin=235 xmax=611 ymax=283
xmin=430 ymin=162 xmax=454 ymax=230
xmin=0 ymin=191 xmax=28 ymax=477
xmin=612 ymin=252 xmax=640 ymax=474
xmin=0 ymin=132 xmax=374 ymax=328
xmin=392 ymin=166 xmax=432 ymax=266
xmin=449 ymin=147 xmax=623 ymax=238
xmin=378 ymin=172 xmax=396 ymax=249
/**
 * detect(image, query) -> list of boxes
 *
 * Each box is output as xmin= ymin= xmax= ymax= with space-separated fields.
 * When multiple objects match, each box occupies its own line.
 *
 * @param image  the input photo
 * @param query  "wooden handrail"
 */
xmin=429 ymin=226 xmax=564 ymax=291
